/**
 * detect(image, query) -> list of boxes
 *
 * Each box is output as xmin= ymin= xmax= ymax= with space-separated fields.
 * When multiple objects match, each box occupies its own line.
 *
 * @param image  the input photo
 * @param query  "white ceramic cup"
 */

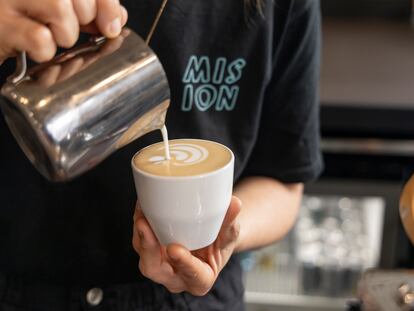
xmin=131 ymin=139 xmax=234 ymax=251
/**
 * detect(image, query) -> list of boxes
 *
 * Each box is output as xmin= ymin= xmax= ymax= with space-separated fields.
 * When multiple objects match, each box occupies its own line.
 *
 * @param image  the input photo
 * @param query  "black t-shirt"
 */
xmin=0 ymin=0 xmax=322 ymax=307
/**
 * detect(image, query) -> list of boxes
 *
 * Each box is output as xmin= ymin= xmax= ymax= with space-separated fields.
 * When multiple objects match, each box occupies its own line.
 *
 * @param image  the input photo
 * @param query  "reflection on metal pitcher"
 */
xmin=0 ymin=28 xmax=170 ymax=182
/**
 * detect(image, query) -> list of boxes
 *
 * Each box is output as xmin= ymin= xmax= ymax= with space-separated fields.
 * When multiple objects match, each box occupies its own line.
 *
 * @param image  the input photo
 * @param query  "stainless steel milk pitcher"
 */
xmin=0 ymin=28 xmax=170 ymax=182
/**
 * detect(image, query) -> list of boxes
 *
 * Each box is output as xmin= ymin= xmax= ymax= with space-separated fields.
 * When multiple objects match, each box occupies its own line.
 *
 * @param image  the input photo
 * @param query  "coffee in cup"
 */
xmin=132 ymin=139 xmax=234 ymax=250
xmin=133 ymin=139 xmax=232 ymax=177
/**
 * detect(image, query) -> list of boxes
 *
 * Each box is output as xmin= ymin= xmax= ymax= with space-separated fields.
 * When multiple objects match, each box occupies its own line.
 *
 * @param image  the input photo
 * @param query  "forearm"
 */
xmin=233 ymin=176 xmax=303 ymax=252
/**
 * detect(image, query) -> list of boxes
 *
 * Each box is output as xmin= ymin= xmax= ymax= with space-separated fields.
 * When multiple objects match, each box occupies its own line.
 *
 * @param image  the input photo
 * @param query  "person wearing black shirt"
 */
xmin=0 ymin=0 xmax=322 ymax=310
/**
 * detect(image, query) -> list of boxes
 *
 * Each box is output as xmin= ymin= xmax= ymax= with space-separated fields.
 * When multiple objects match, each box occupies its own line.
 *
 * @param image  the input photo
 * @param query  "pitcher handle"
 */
xmin=6 ymin=35 xmax=106 ymax=85
xmin=8 ymin=52 xmax=27 ymax=84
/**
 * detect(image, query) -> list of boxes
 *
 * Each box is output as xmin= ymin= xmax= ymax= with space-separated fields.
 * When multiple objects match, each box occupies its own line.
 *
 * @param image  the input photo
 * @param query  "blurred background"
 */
xmin=243 ymin=1 xmax=414 ymax=310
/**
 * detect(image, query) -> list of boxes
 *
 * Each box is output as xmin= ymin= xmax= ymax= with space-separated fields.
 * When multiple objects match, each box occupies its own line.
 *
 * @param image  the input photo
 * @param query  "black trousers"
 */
xmin=0 ymin=270 xmax=245 ymax=311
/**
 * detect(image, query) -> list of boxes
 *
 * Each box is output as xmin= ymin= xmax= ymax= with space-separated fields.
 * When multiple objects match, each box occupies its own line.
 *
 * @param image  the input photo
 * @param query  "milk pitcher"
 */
xmin=0 ymin=29 xmax=170 ymax=182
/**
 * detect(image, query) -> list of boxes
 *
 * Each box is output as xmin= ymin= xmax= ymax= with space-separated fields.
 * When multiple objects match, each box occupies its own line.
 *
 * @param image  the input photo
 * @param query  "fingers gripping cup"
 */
xmin=132 ymin=139 xmax=234 ymax=250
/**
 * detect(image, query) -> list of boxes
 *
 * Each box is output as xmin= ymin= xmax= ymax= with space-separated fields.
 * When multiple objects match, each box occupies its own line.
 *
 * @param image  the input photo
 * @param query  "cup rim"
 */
xmin=131 ymin=138 xmax=234 ymax=180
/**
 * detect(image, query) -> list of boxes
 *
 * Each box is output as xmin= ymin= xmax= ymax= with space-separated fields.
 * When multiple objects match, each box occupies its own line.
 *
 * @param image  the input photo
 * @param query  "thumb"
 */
xmin=217 ymin=196 xmax=242 ymax=249
xmin=80 ymin=5 xmax=127 ymax=35
xmin=95 ymin=0 xmax=123 ymax=38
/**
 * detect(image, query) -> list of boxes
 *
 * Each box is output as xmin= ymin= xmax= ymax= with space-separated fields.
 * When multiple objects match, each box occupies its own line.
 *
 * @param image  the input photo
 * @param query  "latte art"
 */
xmin=149 ymin=143 xmax=209 ymax=166
xmin=134 ymin=139 xmax=232 ymax=177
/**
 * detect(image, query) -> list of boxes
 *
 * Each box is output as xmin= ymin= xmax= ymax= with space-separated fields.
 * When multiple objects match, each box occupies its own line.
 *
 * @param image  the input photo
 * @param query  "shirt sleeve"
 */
xmin=243 ymin=0 xmax=323 ymax=183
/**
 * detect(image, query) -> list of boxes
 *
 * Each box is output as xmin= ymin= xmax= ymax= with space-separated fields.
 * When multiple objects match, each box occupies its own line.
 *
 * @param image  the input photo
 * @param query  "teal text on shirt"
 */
xmin=182 ymin=56 xmax=246 ymax=112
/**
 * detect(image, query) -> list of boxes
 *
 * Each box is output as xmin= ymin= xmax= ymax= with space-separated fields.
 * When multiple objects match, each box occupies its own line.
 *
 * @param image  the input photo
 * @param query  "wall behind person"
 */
xmin=321 ymin=0 xmax=411 ymax=19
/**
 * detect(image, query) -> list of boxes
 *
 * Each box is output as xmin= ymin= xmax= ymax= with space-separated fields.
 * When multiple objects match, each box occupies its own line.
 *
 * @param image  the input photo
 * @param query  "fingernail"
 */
xmin=108 ymin=18 xmax=121 ymax=36
xmin=138 ymin=231 xmax=145 ymax=243
xmin=168 ymin=248 xmax=180 ymax=261
xmin=229 ymin=223 xmax=241 ymax=240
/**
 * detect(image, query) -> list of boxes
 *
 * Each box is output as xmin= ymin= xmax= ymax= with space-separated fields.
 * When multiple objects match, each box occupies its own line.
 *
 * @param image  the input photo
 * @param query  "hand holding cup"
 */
xmin=132 ymin=196 xmax=242 ymax=296
xmin=131 ymin=138 xmax=239 ymax=294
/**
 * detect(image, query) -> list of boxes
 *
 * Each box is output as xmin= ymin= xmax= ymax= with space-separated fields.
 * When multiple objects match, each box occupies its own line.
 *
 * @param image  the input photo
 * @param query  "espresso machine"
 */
xmin=346 ymin=175 xmax=414 ymax=311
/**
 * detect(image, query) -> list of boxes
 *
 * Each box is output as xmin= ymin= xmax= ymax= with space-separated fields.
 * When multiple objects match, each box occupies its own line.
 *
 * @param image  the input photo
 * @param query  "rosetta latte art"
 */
xmin=149 ymin=143 xmax=209 ymax=166
xmin=134 ymin=139 xmax=232 ymax=176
